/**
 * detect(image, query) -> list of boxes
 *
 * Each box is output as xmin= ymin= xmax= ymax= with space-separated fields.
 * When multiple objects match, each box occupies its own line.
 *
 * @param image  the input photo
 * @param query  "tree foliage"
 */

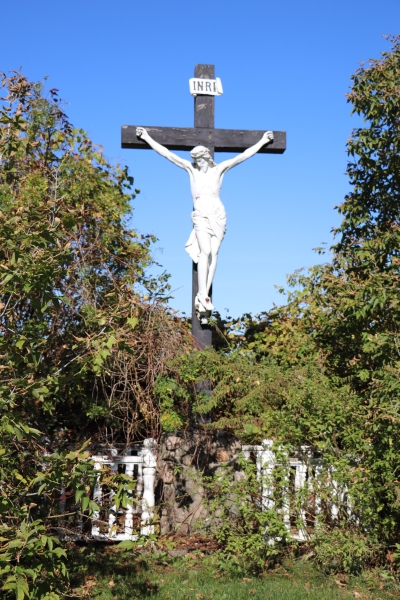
xmin=0 ymin=70 xmax=191 ymax=442
xmin=0 ymin=72 xmax=191 ymax=598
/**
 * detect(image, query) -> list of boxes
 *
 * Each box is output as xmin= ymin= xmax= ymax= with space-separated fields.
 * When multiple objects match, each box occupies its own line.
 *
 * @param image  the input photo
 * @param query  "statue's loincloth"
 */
xmin=184 ymin=205 xmax=227 ymax=263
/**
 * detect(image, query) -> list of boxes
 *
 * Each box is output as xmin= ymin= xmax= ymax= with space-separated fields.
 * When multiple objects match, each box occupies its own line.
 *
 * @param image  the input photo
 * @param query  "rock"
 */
xmin=157 ymin=430 xmax=242 ymax=533
xmin=166 ymin=436 xmax=182 ymax=451
xmin=159 ymin=464 xmax=175 ymax=484
xmin=216 ymin=449 xmax=230 ymax=462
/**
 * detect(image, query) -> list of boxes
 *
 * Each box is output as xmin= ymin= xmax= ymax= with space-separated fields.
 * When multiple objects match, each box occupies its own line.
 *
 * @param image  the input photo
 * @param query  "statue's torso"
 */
xmin=189 ymin=166 xmax=225 ymax=214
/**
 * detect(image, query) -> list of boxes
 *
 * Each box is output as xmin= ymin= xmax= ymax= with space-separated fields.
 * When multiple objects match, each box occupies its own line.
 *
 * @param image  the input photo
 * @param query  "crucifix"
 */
xmin=122 ymin=64 xmax=286 ymax=349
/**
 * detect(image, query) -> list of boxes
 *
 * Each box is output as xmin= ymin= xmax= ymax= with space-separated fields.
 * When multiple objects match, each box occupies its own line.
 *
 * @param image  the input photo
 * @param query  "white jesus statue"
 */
xmin=136 ymin=127 xmax=274 ymax=318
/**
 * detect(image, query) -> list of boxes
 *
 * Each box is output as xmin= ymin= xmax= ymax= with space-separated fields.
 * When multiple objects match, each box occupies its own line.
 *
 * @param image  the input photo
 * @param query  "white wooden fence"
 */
xmin=90 ymin=438 xmax=156 ymax=541
xmin=243 ymin=439 xmax=349 ymax=541
xmin=86 ymin=437 xmax=349 ymax=543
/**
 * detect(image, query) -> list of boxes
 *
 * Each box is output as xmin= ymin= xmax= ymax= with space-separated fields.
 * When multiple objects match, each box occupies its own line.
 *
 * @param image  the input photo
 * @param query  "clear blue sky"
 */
xmin=2 ymin=1 xmax=399 ymax=317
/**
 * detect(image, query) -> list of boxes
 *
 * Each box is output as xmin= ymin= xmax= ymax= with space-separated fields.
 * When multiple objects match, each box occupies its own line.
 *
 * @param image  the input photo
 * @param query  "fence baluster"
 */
xmin=91 ymin=461 xmax=102 ymax=537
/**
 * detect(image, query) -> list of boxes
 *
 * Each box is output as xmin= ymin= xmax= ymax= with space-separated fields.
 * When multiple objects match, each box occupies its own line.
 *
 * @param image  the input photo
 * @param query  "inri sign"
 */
xmin=189 ymin=77 xmax=223 ymax=97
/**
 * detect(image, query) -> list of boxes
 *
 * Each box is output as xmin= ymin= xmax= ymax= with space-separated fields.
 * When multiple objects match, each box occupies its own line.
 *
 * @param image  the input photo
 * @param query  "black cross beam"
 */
xmin=121 ymin=64 xmax=286 ymax=349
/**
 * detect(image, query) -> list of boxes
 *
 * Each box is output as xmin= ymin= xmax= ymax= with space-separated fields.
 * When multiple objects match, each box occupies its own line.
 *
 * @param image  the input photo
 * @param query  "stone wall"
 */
xmin=156 ymin=430 xmax=242 ymax=534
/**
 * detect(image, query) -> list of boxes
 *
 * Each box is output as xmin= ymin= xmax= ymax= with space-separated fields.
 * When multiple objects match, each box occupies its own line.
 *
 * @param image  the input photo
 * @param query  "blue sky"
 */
xmin=2 ymin=1 xmax=399 ymax=317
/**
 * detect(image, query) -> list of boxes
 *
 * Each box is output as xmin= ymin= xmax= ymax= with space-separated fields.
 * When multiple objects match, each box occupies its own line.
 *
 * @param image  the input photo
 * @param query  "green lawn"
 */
xmin=67 ymin=545 xmax=398 ymax=599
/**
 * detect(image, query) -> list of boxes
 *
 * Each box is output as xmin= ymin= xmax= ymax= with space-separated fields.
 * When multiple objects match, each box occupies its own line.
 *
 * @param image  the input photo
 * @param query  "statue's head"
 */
xmin=190 ymin=145 xmax=216 ymax=168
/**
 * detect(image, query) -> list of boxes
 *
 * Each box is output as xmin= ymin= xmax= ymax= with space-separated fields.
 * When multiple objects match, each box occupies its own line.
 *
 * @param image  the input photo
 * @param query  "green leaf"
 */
xmin=8 ymin=539 xmax=23 ymax=549
xmin=127 ymin=317 xmax=138 ymax=329
xmin=15 ymin=338 xmax=26 ymax=349
xmin=1 ymin=273 xmax=14 ymax=285
xmin=16 ymin=578 xmax=29 ymax=600
xmin=81 ymin=495 xmax=90 ymax=512
xmin=15 ymin=428 xmax=24 ymax=441
xmin=243 ymin=423 xmax=259 ymax=435
xmin=116 ymin=539 xmax=138 ymax=550
xmin=75 ymin=488 xmax=86 ymax=503
xmin=106 ymin=335 xmax=117 ymax=348
xmin=88 ymin=500 xmax=100 ymax=514
xmin=22 ymin=569 xmax=36 ymax=578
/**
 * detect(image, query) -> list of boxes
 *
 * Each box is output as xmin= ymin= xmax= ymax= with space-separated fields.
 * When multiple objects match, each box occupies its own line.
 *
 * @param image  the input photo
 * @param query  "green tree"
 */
xmin=0 ymin=71 xmax=191 ymax=442
xmin=0 ymin=71 xmax=191 ymax=598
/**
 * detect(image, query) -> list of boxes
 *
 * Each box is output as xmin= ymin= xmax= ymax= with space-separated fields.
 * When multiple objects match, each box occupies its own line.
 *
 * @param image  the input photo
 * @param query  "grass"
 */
xmin=67 ymin=544 xmax=399 ymax=599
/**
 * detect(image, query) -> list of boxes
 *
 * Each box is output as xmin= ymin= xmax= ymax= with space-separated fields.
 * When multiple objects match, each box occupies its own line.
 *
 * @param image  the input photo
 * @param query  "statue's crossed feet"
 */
xmin=195 ymin=293 xmax=214 ymax=312
xmin=195 ymin=293 xmax=214 ymax=323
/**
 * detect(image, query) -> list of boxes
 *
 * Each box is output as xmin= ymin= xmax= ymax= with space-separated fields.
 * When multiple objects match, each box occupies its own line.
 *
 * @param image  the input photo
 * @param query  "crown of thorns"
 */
xmin=190 ymin=146 xmax=212 ymax=160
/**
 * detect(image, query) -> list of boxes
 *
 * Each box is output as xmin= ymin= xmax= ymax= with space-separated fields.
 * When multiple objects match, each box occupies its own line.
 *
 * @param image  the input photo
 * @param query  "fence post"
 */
xmin=279 ymin=448 xmax=291 ymax=534
xmin=330 ymin=467 xmax=350 ymax=523
xmin=313 ymin=460 xmax=323 ymax=529
xmin=260 ymin=439 xmax=275 ymax=511
xmin=91 ymin=461 xmax=102 ymax=538
xmin=108 ymin=458 xmax=118 ymax=538
xmin=140 ymin=438 xmax=157 ymax=535
xmin=294 ymin=460 xmax=307 ymax=540
xmin=124 ymin=461 xmax=135 ymax=538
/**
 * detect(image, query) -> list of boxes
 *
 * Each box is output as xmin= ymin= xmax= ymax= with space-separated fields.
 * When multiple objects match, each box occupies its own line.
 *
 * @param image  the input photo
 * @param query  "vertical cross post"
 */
xmin=192 ymin=64 xmax=215 ymax=349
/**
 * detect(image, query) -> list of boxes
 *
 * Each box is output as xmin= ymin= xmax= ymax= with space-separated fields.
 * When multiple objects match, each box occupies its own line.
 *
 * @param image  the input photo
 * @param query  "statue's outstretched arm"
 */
xmin=218 ymin=131 xmax=274 ymax=174
xmin=136 ymin=127 xmax=191 ymax=170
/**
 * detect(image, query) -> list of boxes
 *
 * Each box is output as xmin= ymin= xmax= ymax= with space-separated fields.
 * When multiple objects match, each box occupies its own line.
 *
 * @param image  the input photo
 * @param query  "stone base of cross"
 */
xmin=122 ymin=65 xmax=286 ymax=349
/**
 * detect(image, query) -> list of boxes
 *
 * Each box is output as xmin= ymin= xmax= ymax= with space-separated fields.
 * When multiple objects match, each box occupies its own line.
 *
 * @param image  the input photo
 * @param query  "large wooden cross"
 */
xmin=121 ymin=64 xmax=286 ymax=349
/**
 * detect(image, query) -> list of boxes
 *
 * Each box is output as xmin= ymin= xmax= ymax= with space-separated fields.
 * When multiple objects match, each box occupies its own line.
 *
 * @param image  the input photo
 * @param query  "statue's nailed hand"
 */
xmin=136 ymin=127 xmax=148 ymax=140
xmin=262 ymin=131 xmax=274 ymax=144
